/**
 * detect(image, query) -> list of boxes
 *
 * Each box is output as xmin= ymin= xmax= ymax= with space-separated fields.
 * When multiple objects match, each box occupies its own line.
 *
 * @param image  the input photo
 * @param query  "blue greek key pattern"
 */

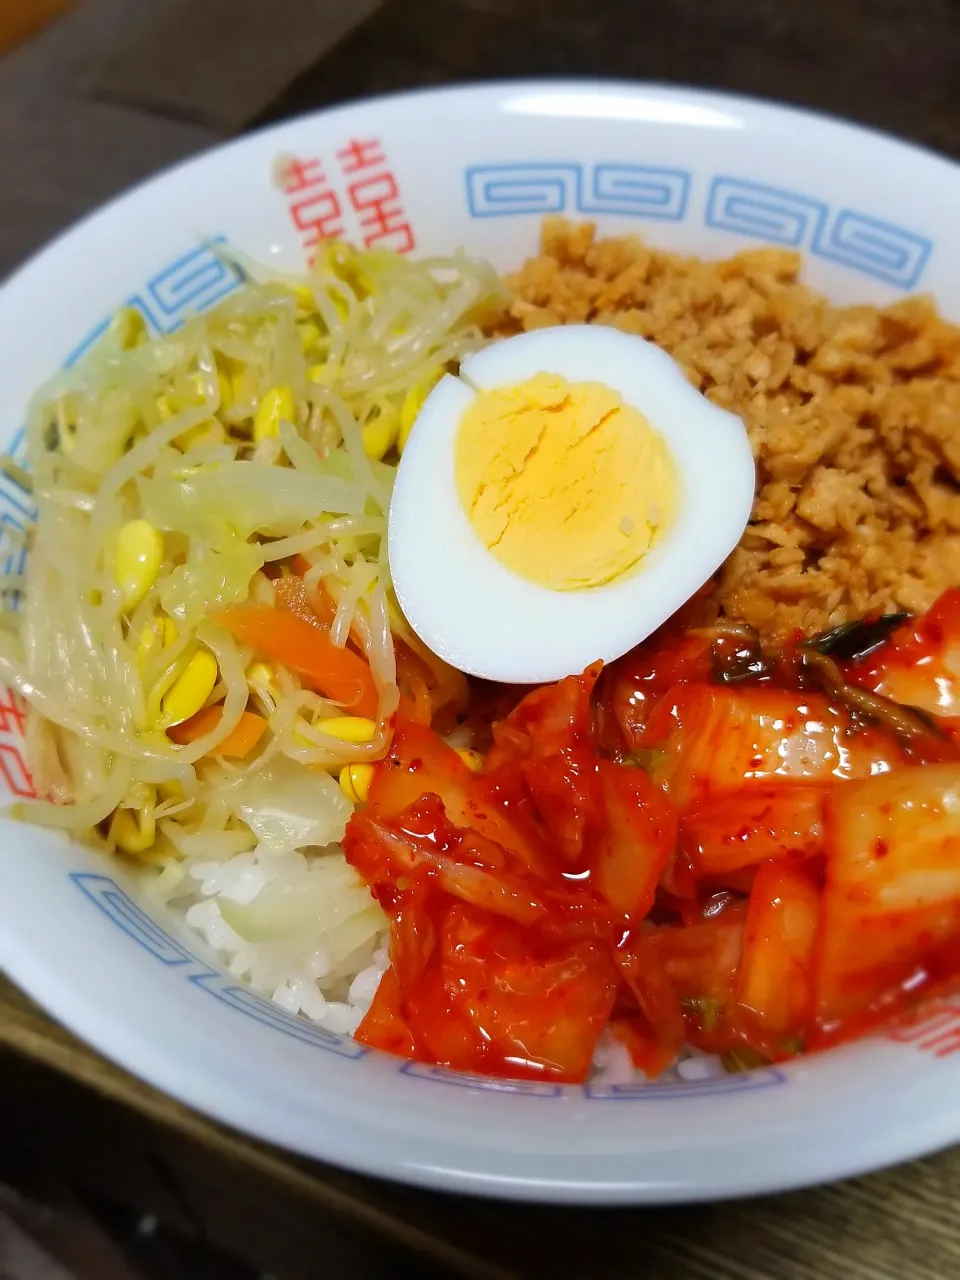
xmin=63 ymin=238 xmax=244 ymax=365
xmin=0 ymin=428 xmax=35 ymax=584
xmin=62 ymin=316 xmax=112 ymax=368
xmin=466 ymin=164 xmax=578 ymax=217
xmin=141 ymin=240 xmax=245 ymax=325
xmin=188 ymin=974 xmax=366 ymax=1058
xmin=465 ymin=163 xmax=689 ymax=221
xmin=813 ymin=209 xmax=932 ymax=290
xmin=705 ymin=176 xmax=931 ymax=288
xmin=582 ymin=163 xmax=689 ymax=219
xmin=705 ymin=177 xmax=827 ymax=248
xmin=399 ymin=1060 xmax=564 ymax=1096
xmin=69 ymin=873 xmax=369 ymax=1061
xmin=584 ymin=1066 xmax=786 ymax=1101
xmin=466 ymin=164 xmax=932 ymax=289
xmin=73 ymin=872 xmax=197 ymax=965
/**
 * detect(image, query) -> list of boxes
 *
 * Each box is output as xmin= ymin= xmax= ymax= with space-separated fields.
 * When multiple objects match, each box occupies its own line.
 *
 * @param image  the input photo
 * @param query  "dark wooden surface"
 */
xmin=4 ymin=1 xmax=960 ymax=1276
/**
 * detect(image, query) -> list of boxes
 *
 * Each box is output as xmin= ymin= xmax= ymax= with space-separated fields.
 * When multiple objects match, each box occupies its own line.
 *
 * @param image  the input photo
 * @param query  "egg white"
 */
xmin=388 ymin=324 xmax=755 ymax=683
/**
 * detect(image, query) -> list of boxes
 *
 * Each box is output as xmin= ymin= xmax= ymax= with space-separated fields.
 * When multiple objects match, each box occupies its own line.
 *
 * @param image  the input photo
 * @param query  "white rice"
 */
xmin=145 ymin=844 xmax=390 ymax=1038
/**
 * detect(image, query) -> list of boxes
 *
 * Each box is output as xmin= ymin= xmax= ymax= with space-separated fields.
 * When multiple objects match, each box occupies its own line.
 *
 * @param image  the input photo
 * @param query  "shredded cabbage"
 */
xmin=218 ymin=858 xmax=381 ymax=943
xmin=0 ymin=239 xmax=502 ymax=878
xmin=232 ymin=756 xmax=352 ymax=856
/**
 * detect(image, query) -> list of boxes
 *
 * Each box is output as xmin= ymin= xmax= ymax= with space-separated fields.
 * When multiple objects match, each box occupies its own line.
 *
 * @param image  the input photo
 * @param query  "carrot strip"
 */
xmin=273 ymin=573 xmax=324 ymax=628
xmin=169 ymin=706 xmax=268 ymax=756
xmin=278 ymin=568 xmax=365 ymax=651
xmin=214 ymin=602 xmax=379 ymax=717
xmin=396 ymin=640 xmax=433 ymax=726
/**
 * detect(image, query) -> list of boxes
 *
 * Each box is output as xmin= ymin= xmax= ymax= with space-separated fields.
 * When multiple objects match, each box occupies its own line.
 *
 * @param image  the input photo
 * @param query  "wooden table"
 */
xmin=4 ymin=1 xmax=960 ymax=1275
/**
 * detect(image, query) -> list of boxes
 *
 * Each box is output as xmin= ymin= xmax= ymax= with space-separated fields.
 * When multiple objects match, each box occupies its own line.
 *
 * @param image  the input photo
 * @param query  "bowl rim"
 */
xmin=2 ymin=76 xmax=957 ymax=301
xmin=2 ymin=77 xmax=960 ymax=1204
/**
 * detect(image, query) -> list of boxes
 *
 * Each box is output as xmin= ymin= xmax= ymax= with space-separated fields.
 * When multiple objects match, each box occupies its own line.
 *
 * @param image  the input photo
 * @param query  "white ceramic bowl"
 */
xmin=2 ymin=81 xmax=960 ymax=1204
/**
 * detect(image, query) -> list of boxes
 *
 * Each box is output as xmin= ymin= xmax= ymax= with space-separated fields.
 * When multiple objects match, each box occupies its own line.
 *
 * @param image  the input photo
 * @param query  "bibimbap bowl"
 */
xmin=1 ymin=82 xmax=960 ymax=1203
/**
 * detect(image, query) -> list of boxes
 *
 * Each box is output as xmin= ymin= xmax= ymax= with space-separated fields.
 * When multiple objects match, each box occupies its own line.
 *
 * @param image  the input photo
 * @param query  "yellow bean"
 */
xmin=455 ymin=748 xmax=485 ymax=773
xmin=135 ymin=615 xmax=177 ymax=663
xmin=111 ymin=306 xmax=148 ymax=350
xmin=230 ymin=364 xmax=260 ymax=410
xmin=246 ymin=661 xmax=275 ymax=691
xmin=161 ymin=650 xmax=218 ymax=726
xmin=398 ymin=371 xmax=441 ymax=452
xmin=339 ymin=762 xmax=375 ymax=804
xmin=319 ymin=716 xmax=377 ymax=743
xmin=116 ymin=520 xmax=163 ymax=609
xmin=111 ymin=792 xmax=157 ymax=854
xmin=297 ymin=319 xmax=322 ymax=351
xmin=177 ymin=420 xmax=219 ymax=451
xmin=361 ymin=412 xmax=398 ymax=461
xmin=293 ymin=283 xmax=315 ymax=313
xmin=158 ymin=372 xmax=228 ymax=424
xmin=253 ymin=385 xmax=296 ymax=441
xmin=307 ymin=362 xmax=340 ymax=386
xmin=156 ymin=393 xmax=176 ymax=421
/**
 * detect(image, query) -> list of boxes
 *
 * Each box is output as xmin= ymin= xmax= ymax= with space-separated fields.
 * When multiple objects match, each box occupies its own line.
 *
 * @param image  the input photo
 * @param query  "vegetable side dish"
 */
xmin=3 ymin=218 xmax=960 ymax=1083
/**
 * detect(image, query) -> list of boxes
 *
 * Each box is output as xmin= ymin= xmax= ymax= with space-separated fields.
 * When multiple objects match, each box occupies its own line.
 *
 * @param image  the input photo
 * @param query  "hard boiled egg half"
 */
xmin=389 ymin=325 xmax=755 ymax=683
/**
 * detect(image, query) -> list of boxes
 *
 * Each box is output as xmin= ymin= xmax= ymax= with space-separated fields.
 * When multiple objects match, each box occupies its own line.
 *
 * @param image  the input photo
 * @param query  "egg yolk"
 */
xmin=454 ymin=372 xmax=677 ymax=591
